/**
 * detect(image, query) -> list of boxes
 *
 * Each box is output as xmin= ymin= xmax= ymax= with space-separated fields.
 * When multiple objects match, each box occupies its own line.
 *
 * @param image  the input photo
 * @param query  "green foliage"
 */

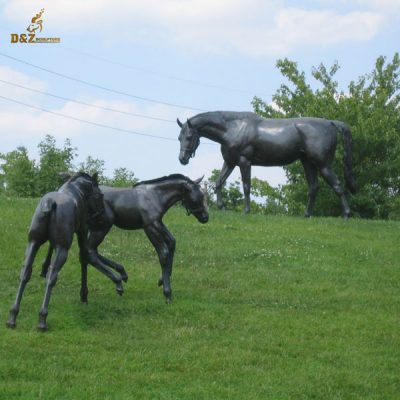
xmin=252 ymin=53 xmax=400 ymax=219
xmin=79 ymin=156 xmax=106 ymax=183
xmin=206 ymin=169 xmax=243 ymax=210
xmin=1 ymin=198 xmax=399 ymax=398
xmin=0 ymin=135 xmax=139 ymax=196
xmin=250 ymin=177 xmax=287 ymax=214
xmin=0 ymin=147 xmax=38 ymax=197
xmin=36 ymin=135 xmax=76 ymax=194
xmin=109 ymin=167 xmax=139 ymax=187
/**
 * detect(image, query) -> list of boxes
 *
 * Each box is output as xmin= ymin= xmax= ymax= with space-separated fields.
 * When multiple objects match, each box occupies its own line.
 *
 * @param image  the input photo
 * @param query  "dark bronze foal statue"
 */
xmin=178 ymin=111 xmax=356 ymax=217
xmin=84 ymin=174 xmax=208 ymax=303
xmin=6 ymin=172 xmax=104 ymax=331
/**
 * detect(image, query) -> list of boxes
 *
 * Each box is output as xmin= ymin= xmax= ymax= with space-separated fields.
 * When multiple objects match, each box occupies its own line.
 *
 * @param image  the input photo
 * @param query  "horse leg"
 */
xmin=38 ymin=246 xmax=69 ymax=331
xmin=301 ymin=158 xmax=319 ymax=217
xmin=319 ymin=165 xmax=351 ymax=219
xmin=40 ymin=244 xmax=53 ymax=278
xmin=6 ymin=241 xmax=41 ymax=328
xmin=77 ymin=229 xmax=89 ymax=304
xmin=87 ymin=228 xmax=125 ymax=294
xmin=97 ymin=254 xmax=128 ymax=282
xmin=215 ymin=161 xmax=234 ymax=210
xmin=145 ymin=222 xmax=173 ymax=303
xmin=239 ymin=156 xmax=252 ymax=213
xmin=156 ymin=224 xmax=176 ymax=288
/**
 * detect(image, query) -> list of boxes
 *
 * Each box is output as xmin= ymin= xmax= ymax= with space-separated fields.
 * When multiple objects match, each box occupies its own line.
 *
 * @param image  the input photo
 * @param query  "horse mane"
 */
xmin=189 ymin=111 xmax=260 ymax=130
xmin=133 ymin=174 xmax=192 ymax=187
xmin=67 ymin=172 xmax=93 ymax=183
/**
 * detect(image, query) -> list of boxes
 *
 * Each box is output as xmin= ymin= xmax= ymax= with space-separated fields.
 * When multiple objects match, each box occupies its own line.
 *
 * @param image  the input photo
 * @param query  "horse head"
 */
xmin=27 ymin=9 xmax=44 ymax=33
xmin=182 ymin=176 xmax=208 ymax=224
xmin=177 ymin=118 xmax=200 ymax=165
xmin=68 ymin=172 xmax=106 ymax=228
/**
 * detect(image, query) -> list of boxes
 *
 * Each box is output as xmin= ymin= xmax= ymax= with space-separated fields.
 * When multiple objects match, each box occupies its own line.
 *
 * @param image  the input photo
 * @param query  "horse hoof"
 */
xmin=165 ymin=297 xmax=172 ymax=305
xmin=116 ymin=285 xmax=124 ymax=296
xmin=121 ymin=274 xmax=128 ymax=283
xmin=6 ymin=320 xmax=16 ymax=329
xmin=158 ymin=278 xmax=163 ymax=287
xmin=37 ymin=323 xmax=48 ymax=332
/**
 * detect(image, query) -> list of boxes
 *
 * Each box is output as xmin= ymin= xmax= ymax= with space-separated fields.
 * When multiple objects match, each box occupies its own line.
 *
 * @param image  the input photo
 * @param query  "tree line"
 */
xmin=1 ymin=53 xmax=399 ymax=219
xmin=0 ymin=135 xmax=138 ymax=197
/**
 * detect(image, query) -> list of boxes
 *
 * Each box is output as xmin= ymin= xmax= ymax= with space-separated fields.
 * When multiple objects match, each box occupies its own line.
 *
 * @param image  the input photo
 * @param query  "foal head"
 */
xmin=68 ymin=172 xmax=105 ymax=227
xmin=182 ymin=176 xmax=209 ymax=224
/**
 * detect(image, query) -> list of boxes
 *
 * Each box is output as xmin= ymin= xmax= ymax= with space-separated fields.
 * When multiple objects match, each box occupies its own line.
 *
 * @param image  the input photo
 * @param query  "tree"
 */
xmin=250 ymin=177 xmax=287 ymax=215
xmin=110 ymin=167 xmax=138 ymax=187
xmin=252 ymin=53 xmax=400 ymax=219
xmin=79 ymin=156 xmax=106 ymax=183
xmin=0 ymin=147 xmax=38 ymax=197
xmin=36 ymin=135 xmax=76 ymax=195
xmin=206 ymin=169 xmax=243 ymax=211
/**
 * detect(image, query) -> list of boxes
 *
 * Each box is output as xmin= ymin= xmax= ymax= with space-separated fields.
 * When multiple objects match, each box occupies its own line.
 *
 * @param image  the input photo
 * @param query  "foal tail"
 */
xmin=331 ymin=120 xmax=356 ymax=194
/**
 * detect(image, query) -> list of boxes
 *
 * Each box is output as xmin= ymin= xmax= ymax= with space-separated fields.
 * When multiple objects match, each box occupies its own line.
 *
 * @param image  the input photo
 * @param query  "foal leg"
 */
xmin=38 ymin=246 xmax=69 ymax=331
xmin=98 ymin=254 xmax=128 ymax=282
xmin=156 ymin=224 xmax=176 ymax=288
xmin=145 ymin=222 xmax=174 ymax=303
xmin=239 ymin=156 xmax=252 ymax=214
xmin=77 ymin=229 xmax=89 ymax=304
xmin=6 ymin=241 xmax=41 ymax=328
xmin=87 ymin=229 xmax=125 ymax=294
xmin=215 ymin=161 xmax=235 ymax=210
xmin=40 ymin=244 xmax=53 ymax=278
xmin=301 ymin=158 xmax=319 ymax=217
xmin=319 ymin=165 xmax=351 ymax=219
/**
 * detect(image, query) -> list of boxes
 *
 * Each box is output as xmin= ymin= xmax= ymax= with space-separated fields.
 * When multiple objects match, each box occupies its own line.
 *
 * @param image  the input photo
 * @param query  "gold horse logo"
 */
xmin=27 ymin=9 xmax=44 ymax=33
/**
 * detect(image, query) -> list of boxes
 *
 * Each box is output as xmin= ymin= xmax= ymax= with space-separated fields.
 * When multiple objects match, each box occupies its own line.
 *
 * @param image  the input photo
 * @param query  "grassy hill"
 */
xmin=0 ymin=197 xmax=399 ymax=399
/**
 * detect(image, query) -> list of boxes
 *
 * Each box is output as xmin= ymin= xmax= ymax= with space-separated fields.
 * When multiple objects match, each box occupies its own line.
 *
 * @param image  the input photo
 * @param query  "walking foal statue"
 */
xmin=6 ymin=172 xmax=104 ymax=331
xmin=177 ymin=111 xmax=356 ymax=217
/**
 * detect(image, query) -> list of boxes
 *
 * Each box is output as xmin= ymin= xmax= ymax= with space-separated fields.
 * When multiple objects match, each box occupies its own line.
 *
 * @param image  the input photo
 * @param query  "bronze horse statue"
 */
xmin=6 ymin=172 xmax=104 ymax=331
xmin=42 ymin=174 xmax=208 ymax=304
xmin=177 ymin=111 xmax=355 ymax=217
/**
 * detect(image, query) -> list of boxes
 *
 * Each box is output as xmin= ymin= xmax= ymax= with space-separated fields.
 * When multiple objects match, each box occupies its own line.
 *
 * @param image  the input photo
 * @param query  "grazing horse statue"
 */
xmin=177 ymin=111 xmax=356 ymax=218
xmin=6 ymin=172 xmax=104 ymax=331
xmin=82 ymin=174 xmax=208 ymax=304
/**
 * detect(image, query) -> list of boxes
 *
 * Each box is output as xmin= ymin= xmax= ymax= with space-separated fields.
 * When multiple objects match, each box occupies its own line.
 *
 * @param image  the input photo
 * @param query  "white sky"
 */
xmin=1 ymin=0 xmax=399 ymax=186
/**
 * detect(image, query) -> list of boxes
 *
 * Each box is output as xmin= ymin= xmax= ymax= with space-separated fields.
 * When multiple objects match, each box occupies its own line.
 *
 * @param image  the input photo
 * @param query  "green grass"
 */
xmin=0 ymin=196 xmax=399 ymax=399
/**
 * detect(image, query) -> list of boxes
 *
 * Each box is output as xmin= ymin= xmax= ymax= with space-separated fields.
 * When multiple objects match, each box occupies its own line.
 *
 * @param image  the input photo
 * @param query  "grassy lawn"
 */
xmin=0 ymin=196 xmax=399 ymax=399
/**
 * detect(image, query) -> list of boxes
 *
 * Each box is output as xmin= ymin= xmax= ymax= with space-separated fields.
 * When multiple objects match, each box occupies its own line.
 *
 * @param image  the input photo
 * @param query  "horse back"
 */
xmin=242 ymin=117 xmax=337 ymax=166
xmin=101 ymin=186 xmax=146 ymax=229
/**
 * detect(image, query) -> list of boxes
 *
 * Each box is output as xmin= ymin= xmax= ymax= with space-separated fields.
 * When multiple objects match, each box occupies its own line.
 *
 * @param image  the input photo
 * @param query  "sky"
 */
xmin=0 ymin=0 xmax=399 ymax=186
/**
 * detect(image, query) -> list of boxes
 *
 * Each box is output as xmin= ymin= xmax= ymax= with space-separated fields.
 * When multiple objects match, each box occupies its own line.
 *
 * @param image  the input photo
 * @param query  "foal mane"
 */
xmin=67 ymin=172 xmax=93 ymax=184
xmin=133 ymin=174 xmax=192 ymax=187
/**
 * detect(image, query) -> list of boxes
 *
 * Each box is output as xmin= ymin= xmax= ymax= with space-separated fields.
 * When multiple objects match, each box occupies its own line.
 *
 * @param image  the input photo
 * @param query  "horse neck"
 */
xmin=153 ymin=180 xmax=186 ymax=211
xmin=192 ymin=114 xmax=226 ymax=144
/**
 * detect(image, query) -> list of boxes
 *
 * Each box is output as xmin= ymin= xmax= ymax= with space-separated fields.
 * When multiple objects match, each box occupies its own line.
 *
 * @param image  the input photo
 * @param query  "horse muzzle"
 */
xmin=179 ymin=151 xmax=190 ymax=165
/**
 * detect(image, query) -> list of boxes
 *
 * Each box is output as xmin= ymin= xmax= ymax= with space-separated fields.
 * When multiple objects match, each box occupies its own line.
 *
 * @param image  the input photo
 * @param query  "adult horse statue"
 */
xmin=177 ymin=111 xmax=356 ymax=218
xmin=42 ymin=174 xmax=209 ymax=304
xmin=6 ymin=172 xmax=104 ymax=331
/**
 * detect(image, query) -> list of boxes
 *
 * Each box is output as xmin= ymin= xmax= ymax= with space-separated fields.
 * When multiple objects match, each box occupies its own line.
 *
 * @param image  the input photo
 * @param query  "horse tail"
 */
xmin=331 ymin=120 xmax=356 ymax=194
xmin=41 ymin=198 xmax=57 ymax=214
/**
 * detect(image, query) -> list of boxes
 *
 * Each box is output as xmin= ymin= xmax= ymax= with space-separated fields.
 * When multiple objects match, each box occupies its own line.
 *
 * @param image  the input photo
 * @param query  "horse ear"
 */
xmin=194 ymin=175 xmax=204 ymax=185
xmin=187 ymin=119 xmax=193 ymax=129
xmin=92 ymin=172 xmax=99 ymax=184
xmin=177 ymin=118 xmax=183 ymax=128
xmin=58 ymin=172 xmax=71 ymax=182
